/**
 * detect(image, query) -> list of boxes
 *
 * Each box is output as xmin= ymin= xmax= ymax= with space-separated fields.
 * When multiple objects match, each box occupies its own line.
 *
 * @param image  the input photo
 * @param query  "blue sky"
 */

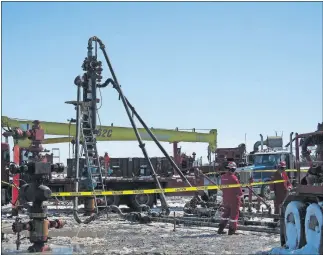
xmin=2 ymin=2 xmax=322 ymax=164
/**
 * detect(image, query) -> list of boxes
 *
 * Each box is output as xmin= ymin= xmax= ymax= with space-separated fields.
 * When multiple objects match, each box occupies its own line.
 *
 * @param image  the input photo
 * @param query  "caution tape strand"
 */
xmin=51 ymin=179 xmax=286 ymax=197
xmin=1 ymin=176 xmax=293 ymax=198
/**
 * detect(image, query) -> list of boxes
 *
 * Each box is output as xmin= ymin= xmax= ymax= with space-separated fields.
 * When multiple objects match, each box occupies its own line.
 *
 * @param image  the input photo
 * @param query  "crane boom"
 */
xmin=1 ymin=116 xmax=217 ymax=152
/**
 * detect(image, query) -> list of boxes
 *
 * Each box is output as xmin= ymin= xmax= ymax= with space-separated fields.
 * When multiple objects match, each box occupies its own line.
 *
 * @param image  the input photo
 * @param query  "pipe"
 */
xmin=253 ymin=141 xmax=261 ymax=153
xmin=253 ymin=139 xmax=268 ymax=153
xmin=295 ymin=133 xmax=300 ymax=184
xmin=152 ymin=216 xmax=279 ymax=234
xmin=73 ymin=83 xmax=83 ymax=224
xmin=239 ymin=212 xmax=279 ymax=219
xmin=260 ymin=134 xmax=264 ymax=150
xmin=179 ymin=216 xmax=278 ymax=227
xmin=289 ymin=132 xmax=294 ymax=169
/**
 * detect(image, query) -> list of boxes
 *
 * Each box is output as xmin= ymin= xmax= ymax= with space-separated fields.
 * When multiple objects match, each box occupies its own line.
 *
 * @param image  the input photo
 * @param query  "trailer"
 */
xmin=48 ymin=156 xmax=204 ymax=210
xmin=1 ymin=116 xmax=213 ymax=212
xmin=0 ymin=141 xmax=205 ymax=211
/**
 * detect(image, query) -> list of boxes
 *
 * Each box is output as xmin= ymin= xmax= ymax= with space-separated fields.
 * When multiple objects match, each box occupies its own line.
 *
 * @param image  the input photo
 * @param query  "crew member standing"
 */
xmin=218 ymin=161 xmax=242 ymax=235
xmin=104 ymin=152 xmax=110 ymax=171
xmin=270 ymin=161 xmax=292 ymax=216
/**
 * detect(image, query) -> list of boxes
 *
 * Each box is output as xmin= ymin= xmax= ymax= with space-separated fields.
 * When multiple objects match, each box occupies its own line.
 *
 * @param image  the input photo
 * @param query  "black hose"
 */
xmin=97 ymin=78 xmax=114 ymax=88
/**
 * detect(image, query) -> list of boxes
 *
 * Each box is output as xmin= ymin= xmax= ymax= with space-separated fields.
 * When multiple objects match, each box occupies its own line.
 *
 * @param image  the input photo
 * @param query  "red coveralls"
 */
xmin=220 ymin=172 xmax=243 ymax=231
xmin=270 ymin=170 xmax=292 ymax=214
xmin=104 ymin=154 xmax=110 ymax=170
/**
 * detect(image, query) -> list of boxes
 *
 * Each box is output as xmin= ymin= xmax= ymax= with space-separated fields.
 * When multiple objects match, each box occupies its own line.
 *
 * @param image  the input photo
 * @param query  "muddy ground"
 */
xmin=1 ymin=197 xmax=280 ymax=255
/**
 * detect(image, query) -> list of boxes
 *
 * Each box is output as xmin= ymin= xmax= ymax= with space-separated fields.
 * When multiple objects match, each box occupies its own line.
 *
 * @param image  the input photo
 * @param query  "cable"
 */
xmin=97 ymin=87 xmax=103 ymax=110
xmin=96 ymin=108 xmax=102 ymax=137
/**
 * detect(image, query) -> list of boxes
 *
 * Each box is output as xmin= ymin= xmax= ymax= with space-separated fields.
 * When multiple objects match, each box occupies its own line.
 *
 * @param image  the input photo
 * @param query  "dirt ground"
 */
xmin=1 ymin=197 xmax=280 ymax=255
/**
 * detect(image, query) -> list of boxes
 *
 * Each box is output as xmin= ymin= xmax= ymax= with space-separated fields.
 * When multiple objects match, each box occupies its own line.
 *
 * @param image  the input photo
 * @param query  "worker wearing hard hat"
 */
xmin=217 ymin=161 xmax=242 ymax=235
xmin=270 ymin=161 xmax=292 ymax=216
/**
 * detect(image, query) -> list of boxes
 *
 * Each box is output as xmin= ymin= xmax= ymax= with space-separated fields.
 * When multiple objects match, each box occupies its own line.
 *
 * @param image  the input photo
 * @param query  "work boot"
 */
xmin=228 ymin=227 xmax=237 ymax=235
xmin=217 ymin=224 xmax=226 ymax=234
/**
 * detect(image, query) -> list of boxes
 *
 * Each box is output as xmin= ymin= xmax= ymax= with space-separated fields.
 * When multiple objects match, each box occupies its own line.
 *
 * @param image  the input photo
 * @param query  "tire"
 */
xmin=304 ymin=203 xmax=323 ymax=253
xmin=284 ymin=201 xmax=307 ymax=250
xmin=129 ymin=193 xmax=155 ymax=211
xmin=103 ymin=189 xmax=120 ymax=207
xmin=260 ymin=184 xmax=271 ymax=200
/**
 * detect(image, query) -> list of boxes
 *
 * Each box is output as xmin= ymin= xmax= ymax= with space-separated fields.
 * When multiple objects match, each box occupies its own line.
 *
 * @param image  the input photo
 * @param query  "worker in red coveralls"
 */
xmin=270 ymin=161 xmax=292 ymax=217
xmin=104 ymin=152 xmax=110 ymax=171
xmin=218 ymin=161 xmax=242 ymax=235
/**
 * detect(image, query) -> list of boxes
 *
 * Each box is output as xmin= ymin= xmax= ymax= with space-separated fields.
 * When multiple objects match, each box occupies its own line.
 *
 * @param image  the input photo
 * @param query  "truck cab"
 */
xmin=239 ymin=150 xmax=293 ymax=200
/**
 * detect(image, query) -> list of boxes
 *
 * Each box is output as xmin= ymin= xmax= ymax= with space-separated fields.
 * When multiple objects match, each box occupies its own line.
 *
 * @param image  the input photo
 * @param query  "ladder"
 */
xmin=79 ymin=102 xmax=108 ymax=214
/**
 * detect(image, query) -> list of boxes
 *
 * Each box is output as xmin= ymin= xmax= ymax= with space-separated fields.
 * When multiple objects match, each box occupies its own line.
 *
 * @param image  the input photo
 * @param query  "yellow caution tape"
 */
xmin=51 ymin=179 xmax=286 ymax=197
xmin=1 ymin=180 xmax=15 ymax=187
xmin=1 ymin=178 xmax=290 ymax=198
xmin=206 ymin=169 xmax=308 ymax=175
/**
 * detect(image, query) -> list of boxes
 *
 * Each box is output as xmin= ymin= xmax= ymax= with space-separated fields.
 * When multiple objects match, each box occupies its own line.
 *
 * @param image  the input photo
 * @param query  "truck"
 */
xmin=237 ymin=134 xmax=298 ymax=199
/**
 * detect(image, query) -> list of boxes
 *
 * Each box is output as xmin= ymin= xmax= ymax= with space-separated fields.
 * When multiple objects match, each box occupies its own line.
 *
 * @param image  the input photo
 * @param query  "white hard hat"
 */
xmin=227 ymin=161 xmax=237 ymax=169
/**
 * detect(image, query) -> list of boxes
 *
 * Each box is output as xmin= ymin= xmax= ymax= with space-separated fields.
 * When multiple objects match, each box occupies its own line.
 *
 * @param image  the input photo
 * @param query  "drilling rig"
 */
xmin=68 ymin=36 xmax=204 ymax=223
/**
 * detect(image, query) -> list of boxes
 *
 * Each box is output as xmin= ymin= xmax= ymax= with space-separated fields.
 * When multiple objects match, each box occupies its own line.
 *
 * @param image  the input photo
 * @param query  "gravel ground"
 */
xmin=1 ymin=197 xmax=280 ymax=254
